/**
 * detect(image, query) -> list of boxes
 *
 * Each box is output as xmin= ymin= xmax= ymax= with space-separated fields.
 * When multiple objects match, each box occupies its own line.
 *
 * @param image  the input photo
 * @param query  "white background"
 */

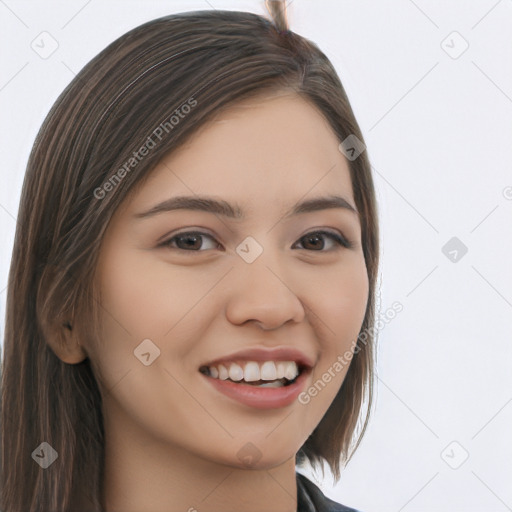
xmin=1 ymin=1 xmax=511 ymax=511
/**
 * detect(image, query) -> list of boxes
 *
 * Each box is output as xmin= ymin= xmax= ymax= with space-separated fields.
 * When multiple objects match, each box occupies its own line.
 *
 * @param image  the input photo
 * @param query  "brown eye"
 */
xmin=294 ymin=231 xmax=352 ymax=251
xmin=159 ymin=229 xmax=352 ymax=254
xmin=160 ymin=231 xmax=221 ymax=251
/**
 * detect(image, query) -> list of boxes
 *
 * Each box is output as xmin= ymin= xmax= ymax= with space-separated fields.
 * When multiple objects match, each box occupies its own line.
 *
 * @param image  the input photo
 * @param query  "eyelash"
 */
xmin=159 ymin=229 xmax=353 ymax=253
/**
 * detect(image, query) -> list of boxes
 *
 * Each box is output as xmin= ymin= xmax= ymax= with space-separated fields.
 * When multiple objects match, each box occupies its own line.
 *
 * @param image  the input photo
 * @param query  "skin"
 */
xmin=57 ymin=91 xmax=369 ymax=512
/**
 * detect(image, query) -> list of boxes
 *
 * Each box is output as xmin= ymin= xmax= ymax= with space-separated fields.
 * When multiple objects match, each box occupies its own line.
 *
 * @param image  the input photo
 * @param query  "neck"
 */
xmin=100 ymin=407 xmax=299 ymax=512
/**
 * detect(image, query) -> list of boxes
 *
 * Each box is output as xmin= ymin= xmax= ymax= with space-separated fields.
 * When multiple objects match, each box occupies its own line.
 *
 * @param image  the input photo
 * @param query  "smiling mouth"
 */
xmin=199 ymin=360 xmax=306 ymax=388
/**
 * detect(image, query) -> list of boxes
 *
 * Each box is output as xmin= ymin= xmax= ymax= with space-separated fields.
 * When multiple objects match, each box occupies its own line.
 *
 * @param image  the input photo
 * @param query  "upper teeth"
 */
xmin=207 ymin=361 xmax=299 ymax=382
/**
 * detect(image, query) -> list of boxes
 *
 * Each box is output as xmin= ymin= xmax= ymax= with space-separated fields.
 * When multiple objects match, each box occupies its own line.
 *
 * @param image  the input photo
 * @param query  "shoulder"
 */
xmin=296 ymin=472 xmax=364 ymax=512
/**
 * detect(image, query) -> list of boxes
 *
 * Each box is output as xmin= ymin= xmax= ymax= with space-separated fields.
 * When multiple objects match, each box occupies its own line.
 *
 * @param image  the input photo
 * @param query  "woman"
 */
xmin=1 ymin=3 xmax=379 ymax=511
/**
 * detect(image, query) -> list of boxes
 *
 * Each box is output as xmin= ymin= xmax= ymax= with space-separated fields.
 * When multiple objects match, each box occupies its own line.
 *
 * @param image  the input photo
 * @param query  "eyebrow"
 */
xmin=133 ymin=194 xmax=359 ymax=220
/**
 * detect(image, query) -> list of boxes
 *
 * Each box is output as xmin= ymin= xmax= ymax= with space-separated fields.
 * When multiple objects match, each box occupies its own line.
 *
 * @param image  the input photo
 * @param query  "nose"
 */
xmin=224 ymin=255 xmax=306 ymax=330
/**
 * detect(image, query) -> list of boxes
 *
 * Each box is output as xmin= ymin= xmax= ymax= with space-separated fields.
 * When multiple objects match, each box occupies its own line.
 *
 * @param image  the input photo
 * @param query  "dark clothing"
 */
xmin=297 ymin=472 xmax=362 ymax=512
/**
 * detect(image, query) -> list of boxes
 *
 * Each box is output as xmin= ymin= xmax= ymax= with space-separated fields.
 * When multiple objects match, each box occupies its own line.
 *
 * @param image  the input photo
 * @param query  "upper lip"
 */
xmin=201 ymin=346 xmax=315 ymax=369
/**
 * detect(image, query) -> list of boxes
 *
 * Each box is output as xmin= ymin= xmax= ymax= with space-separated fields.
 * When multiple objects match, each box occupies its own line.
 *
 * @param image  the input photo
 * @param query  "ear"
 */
xmin=45 ymin=319 xmax=89 ymax=365
xmin=37 ymin=263 xmax=89 ymax=365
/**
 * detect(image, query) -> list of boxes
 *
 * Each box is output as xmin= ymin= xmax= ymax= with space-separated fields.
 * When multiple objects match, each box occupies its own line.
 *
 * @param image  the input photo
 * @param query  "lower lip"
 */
xmin=202 ymin=369 xmax=310 ymax=409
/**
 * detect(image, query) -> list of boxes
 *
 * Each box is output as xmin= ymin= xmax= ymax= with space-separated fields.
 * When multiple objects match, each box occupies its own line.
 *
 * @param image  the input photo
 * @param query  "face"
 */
xmin=90 ymin=91 xmax=369 ymax=470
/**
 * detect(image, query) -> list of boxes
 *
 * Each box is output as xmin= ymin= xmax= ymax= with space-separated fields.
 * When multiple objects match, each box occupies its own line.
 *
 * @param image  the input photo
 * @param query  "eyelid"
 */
xmin=158 ymin=227 xmax=354 ymax=251
xmin=158 ymin=229 xmax=221 ymax=251
xmin=156 ymin=226 xmax=215 ymax=245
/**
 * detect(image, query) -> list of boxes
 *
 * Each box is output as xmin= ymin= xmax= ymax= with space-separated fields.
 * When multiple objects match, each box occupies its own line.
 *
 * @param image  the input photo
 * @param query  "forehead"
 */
xmin=128 ymin=92 xmax=354 ymax=217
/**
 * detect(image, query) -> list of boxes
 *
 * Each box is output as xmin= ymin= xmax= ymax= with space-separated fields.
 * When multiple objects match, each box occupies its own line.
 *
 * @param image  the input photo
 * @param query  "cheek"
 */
xmin=307 ymin=255 xmax=369 ymax=348
xmin=90 ymin=247 xmax=211 ymax=388
xmin=96 ymin=248 xmax=211 ymax=340
xmin=298 ymin=256 xmax=368 ymax=412
xmin=333 ymin=262 xmax=369 ymax=344
xmin=91 ymin=243 xmax=242 ymax=392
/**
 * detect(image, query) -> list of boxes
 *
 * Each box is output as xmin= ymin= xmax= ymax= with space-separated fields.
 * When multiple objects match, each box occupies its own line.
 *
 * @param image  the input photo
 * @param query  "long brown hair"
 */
xmin=1 ymin=9 xmax=379 ymax=512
